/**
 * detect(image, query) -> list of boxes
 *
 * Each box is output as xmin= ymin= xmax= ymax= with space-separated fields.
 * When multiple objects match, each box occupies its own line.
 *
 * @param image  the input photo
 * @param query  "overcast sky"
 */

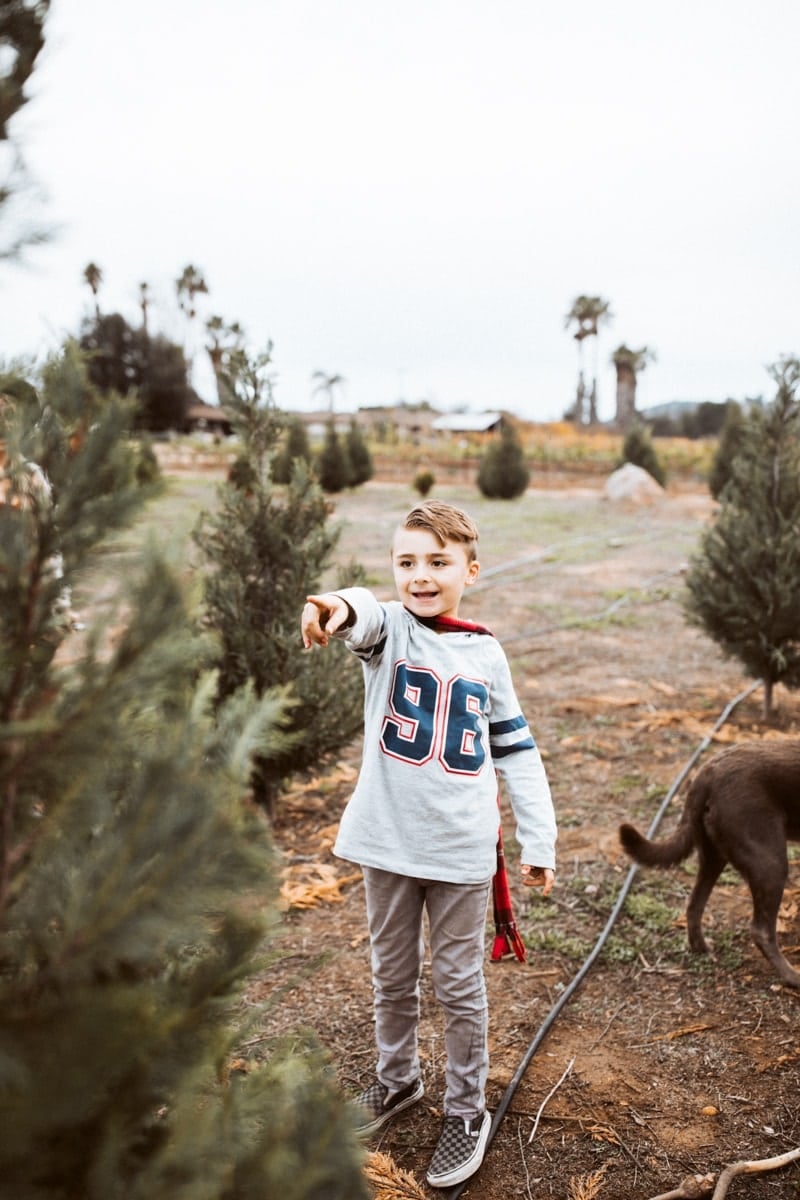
xmin=3 ymin=0 xmax=799 ymax=421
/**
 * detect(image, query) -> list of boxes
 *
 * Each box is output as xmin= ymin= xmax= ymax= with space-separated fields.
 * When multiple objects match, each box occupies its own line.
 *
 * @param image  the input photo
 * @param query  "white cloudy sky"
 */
xmin=3 ymin=0 xmax=799 ymax=421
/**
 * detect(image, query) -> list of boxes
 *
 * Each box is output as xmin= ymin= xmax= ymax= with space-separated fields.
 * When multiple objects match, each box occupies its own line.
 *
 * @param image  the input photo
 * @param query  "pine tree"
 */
xmin=272 ymin=414 xmax=313 ymax=485
xmin=194 ymin=349 xmax=365 ymax=816
xmin=0 ymin=0 xmax=50 ymax=258
xmin=413 ymin=469 xmax=435 ymax=497
xmin=345 ymin=419 xmax=374 ymax=486
xmin=316 ymin=421 xmax=352 ymax=492
xmin=707 ymin=400 xmax=747 ymax=499
xmin=684 ymin=357 xmax=800 ymax=718
xmin=620 ymin=422 xmax=666 ymax=487
xmin=476 ymin=421 xmax=530 ymax=499
xmin=0 ymin=349 xmax=368 ymax=1199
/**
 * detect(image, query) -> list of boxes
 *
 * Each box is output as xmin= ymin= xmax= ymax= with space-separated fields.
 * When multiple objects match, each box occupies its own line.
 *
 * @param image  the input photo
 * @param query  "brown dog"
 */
xmin=619 ymin=741 xmax=800 ymax=987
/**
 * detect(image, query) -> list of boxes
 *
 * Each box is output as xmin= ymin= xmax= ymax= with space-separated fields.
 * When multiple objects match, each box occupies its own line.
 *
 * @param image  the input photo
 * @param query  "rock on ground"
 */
xmin=604 ymin=461 xmax=665 ymax=503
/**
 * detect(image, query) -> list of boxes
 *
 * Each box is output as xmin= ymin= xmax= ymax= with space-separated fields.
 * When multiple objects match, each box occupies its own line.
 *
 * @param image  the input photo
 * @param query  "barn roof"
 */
xmin=431 ymin=411 xmax=503 ymax=433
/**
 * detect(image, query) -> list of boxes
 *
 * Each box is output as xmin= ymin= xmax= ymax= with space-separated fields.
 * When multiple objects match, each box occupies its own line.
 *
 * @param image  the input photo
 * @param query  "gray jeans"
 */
xmin=362 ymin=866 xmax=491 ymax=1119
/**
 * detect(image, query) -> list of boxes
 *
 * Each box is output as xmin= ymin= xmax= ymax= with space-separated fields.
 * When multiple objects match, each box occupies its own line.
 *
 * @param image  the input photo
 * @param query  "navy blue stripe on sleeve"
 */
xmin=492 ymin=737 xmax=536 ymax=758
xmin=352 ymin=633 xmax=388 ymax=662
xmin=489 ymin=714 xmax=529 ymax=736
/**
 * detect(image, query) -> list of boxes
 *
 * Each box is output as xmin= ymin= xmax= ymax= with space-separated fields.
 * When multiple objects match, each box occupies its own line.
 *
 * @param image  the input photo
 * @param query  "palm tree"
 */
xmin=312 ymin=370 xmax=345 ymax=415
xmin=139 ymin=281 xmax=149 ymax=333
xmin=83 ymin=262 xmax=103 ymax=318
xmin=175 ymin=263 xmax=208 ymax=320
xmin=611 ymin=344 xmax=656 ymax=430
xmin=206 ymin=315 xmax=245 ymax=403
xmin=175 ymin=264 xmax=208 ymax=384
xmin=564 ymin=295 xmax=612 ymax=424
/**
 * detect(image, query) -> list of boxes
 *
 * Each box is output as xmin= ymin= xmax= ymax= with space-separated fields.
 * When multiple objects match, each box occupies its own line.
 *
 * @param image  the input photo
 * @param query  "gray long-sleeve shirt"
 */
xmin=332 ymin=588 xmax=557 ymax=883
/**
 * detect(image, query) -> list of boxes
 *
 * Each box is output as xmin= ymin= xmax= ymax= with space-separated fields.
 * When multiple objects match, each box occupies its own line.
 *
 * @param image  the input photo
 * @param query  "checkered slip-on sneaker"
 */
xmin=426 ymin=1111 xmax=491 ymax=1188
xmin=352 ymin=1077 xmax=424 ymax=1136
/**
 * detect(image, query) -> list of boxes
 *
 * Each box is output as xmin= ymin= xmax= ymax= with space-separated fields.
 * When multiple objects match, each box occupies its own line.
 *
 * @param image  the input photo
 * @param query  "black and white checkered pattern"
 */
xmin=426 ymin=1111 xmax=491 ymax=1188
xmin=352 ymin=1076 xmax=424 ymax=1136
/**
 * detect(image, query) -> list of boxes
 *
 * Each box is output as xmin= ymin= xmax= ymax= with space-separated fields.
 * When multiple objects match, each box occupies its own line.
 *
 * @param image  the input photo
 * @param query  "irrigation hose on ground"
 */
xmin=443 ymin=679 xmax=762 ymax=1200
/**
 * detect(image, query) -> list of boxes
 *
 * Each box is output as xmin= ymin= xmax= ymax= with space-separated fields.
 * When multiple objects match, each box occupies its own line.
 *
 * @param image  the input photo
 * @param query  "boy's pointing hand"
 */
xmin=301 ymin=594 xmax=351 ymax=648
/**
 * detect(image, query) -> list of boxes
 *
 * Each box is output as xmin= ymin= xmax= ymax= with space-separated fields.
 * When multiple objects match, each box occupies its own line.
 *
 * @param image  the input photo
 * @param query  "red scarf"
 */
xmin=413 ymin=610 xmax=526 ymax=963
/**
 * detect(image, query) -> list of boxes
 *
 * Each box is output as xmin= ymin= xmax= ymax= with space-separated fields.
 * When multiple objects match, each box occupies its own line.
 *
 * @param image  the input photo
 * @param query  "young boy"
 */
xmin=301 ymin=500 xmax=556 ymax=1189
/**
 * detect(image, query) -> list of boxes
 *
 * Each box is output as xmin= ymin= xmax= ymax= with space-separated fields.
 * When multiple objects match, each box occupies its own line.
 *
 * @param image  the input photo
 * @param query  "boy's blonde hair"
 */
xmin=400 ymin=500 xmax=479 ymax=562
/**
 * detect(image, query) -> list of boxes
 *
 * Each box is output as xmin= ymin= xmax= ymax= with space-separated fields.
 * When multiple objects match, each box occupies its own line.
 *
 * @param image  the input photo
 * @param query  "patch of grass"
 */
xmin=604 ymin=891 xmax=687 ymax=965
xmin=609 ymin=773 xmax=645 ymax=796
xmin=524 ymin=868 xmax=692 ymax=968
xmin=624 ymin=891 xmax=680 ymax=932
xmin=615 ymin=786 xmax=669 ymax=823
xmin=687 ymin=929 xmax=747 ymax=976
xmin=556 ymin=811 xmax=584 ymax=829
xmin=603 ymin=610 xmax=646 ymax=629
xmin=525 ymin=930 xmax=594 ymax=961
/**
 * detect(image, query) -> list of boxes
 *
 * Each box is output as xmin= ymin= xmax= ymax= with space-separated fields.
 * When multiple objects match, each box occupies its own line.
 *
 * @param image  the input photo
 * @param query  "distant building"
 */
xmin=431 ymin=411 xmax=504 ymax=434
xmin=184 ymin=403 xmax=233 ymax=437
xmin=356 ymin=405 xmax=439 ymax=442
xmin=299 ymin=410 xmax=358 ymax=439
xmin=293 ymin=405 xmax=505 ymax=444
xmin=298 ymin=405 xmax=440 ymax=443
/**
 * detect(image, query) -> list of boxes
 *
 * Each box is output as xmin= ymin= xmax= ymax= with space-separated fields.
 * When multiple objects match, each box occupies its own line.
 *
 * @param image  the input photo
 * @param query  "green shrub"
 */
xmin=133 ymin=435 xmax=162 ymax=486
xmin=476 ymin=423 xmax=530 ymax=499
xmin=620 ymin=423 xmax=666 ymax=487
xmin=346 ymin=420 xmax=373 ymax=486
xmin=272 ymin=415 xmax=313 ymax=485
xmin=413 ymin=469 xmax=435 ymax=497
xmin=316 ymin=422 xmax=352 ymax=493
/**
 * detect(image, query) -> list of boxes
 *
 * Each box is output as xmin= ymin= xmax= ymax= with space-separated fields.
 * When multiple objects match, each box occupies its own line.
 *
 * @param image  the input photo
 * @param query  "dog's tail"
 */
xmin=618 ymin=767 xmax=708 ymax=867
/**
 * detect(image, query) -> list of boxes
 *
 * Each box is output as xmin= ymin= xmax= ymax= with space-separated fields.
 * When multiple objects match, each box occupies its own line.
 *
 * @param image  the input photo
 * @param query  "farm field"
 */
xmin=83 ymin=462 xmax=800 ymax=1198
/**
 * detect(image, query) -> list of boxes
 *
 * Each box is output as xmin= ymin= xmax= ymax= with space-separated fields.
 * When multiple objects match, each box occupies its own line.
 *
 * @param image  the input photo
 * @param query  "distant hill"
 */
xmin=639 ymin=400 xmax=708 ymax=421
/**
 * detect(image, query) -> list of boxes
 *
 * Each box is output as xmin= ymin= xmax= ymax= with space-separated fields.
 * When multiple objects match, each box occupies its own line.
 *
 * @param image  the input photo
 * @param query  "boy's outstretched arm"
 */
xmin=521 ymin=865 xmax=555 ymax=896
xmin=301 ymin=593 xmax=353 ymax=649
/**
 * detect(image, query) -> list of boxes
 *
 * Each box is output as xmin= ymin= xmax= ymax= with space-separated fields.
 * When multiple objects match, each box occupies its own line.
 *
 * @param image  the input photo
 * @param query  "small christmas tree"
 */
xmin=316 ymin=421 xmax=352 ymax=492
xmin=346 ymin=419 xmax=374 ymax=486
xmin=707 ymin=400 xmax=748 ymax=499
xmin=620 ymin=422 xmax=666 ymax=487
xmin=271 ymin=414 xmax=313 ymax=485
xmin=413 ymin=469 xmax=435 ymax=497
xmin=684 ymin=357 xmax=800 ymax=718
xmin=477 ymin=421 xmax=530 ymax=499
xmin=0 ymin=349 xmax=368 ymax=1199
xmin=194 ymin=348 xmax=365 ymax=816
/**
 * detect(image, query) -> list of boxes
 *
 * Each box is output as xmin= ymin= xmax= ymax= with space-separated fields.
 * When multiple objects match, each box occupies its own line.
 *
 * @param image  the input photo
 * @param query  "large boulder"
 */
xmin=604 ymin=462 xmax=665 ymax=504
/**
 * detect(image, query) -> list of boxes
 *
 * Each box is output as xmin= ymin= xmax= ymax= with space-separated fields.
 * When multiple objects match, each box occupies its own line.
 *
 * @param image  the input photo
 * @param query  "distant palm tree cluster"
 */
xmin=82 ymin=265 xmax=663 ymax=442
xmin=564 ymin=294 xmax=655 ymax=429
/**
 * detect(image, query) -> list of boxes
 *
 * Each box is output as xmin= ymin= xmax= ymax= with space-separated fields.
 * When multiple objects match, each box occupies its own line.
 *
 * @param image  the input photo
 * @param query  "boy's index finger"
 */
xmin=306 ymin=594 xmax=335 ymax=627
xmin=301 ymin=595 xmax=331 ymax=648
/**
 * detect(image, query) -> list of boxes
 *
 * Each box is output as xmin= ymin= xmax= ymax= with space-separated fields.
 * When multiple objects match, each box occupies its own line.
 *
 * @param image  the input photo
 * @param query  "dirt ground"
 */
xmin=247 ymin=477 xmax=800 ymax=1200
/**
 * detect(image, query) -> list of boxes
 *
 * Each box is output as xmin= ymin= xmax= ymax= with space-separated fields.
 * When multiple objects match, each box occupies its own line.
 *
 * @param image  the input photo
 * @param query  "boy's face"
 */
xmin=391 ymin=527 xmax=480 ymax=621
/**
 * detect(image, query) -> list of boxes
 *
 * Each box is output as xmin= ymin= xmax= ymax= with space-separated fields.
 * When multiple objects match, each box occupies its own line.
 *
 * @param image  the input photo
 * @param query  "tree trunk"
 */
xmin=614 ymin=362 xmax=637 ymax=428
xmin=574 ymin=371 xmax=586 ymax=426
xmin=208 ymin=347 xmax=224 ymax=404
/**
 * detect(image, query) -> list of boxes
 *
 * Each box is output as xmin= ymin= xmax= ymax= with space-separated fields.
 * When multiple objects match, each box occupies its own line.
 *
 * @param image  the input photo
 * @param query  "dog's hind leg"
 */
xmin=686 ymin=840 xmax=727 ymax=955
xmin=742 ymin=845 xmax=800 ymax=988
